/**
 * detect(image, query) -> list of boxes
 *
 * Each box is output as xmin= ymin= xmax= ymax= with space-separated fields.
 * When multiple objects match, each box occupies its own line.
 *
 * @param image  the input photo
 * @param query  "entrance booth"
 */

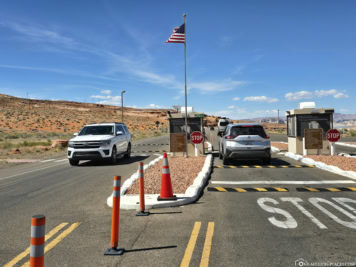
xmin=286 ymin=103 xmax=334 ymax=155
xmin=168 ymin=111 xmax=205 ymax=156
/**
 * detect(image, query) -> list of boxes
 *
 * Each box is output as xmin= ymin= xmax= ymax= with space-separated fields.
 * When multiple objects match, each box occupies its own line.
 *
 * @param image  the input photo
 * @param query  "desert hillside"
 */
xmin=0 ymin=94 xmax=170 ymax=137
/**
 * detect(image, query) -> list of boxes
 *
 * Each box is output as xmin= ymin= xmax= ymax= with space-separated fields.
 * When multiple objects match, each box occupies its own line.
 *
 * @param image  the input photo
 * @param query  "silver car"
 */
xmin=219 ymin=123 xmax=271 ymax=165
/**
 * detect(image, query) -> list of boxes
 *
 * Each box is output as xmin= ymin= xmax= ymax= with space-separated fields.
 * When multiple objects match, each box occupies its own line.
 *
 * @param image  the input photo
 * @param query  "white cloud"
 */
xmin=215 ymin=110 xmax=234 ymax=116
xmin=244 ymin=96 xmax=279 ymax=103
xmin=101 ymin=90 xmax=112 ymax=95
xmin=333 ymin=92 xmax=349 ymax=99
xmin=340 ymin=109 xmax=348 ymax=113
xmin=285 ymin=91 xmax=313 ymax=101
xmin=314 ymin=89 xmax=338 ymax=98
xmin=228 ymin=105 xmax=235 ymax=109
xmin=147 ymin=104 xmax=162 ymax=109
xmin=236 ymin=108 xmax=246 ymax=113
xmin=286 ymin=89 xmax=349 ymax=100
xmin=232 ymin=97 xmax=240 ymax=101
xmin=190 ymin=80 xmax=246 ymax=93
xmin=90 ymin=95 xmax=121 ymax=105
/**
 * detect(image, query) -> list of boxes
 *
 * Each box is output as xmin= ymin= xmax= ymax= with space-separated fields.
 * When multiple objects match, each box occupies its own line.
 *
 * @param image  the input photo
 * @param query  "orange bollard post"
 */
xmin=157 ymin=153 xmax=177 ymax=201
xmin=104 ymin=176 xmax=125 ymax=256
xmin=136 ymin=162 xmax=150 ymax=216
xmin=30 ymin=215 xmax=45 ymax=267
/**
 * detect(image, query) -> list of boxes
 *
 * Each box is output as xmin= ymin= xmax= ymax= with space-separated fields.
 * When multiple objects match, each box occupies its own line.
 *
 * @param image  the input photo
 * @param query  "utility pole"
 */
xmin=121 ymin=90 xmax=126 ymax=122
xmin=277 ymin=109 xmax=280 ymax=129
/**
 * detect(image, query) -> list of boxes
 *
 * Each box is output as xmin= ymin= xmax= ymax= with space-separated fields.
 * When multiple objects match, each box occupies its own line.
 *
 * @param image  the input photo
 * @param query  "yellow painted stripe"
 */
xmin=21 ymin=223 xmax=80 ymax=267
xmin=234 ymin=188 xmax=247 ymax=192
xmin=280 ymin=165 xmax=289 ymax=168
xmin=327 ymin=188 xmax=341 ymax=192
xmin=180 ymin=222 xmax=201 ymax=267
xmin=306 ymin=187 xmax=319 ymax=192
xmin=346 ymin=187 xmax=356 ymax=191
xmin=241 ymin=166 xmax=249 ymax=168
xmin=274 ymin=187 xmax=288 ymax=192
xmin=215 ymin=187 xmax=227 ymax=192
xmin=230 ymin=166 xmax=237 ymax=169
xmin=4 ymin=223 xmax=68 ymax=267
xmin=268 ymin=165 xmax=276 ymax=168
xmin=295 ymin=165 xmax=302 ymax=168
xmin=216 ymin=166 xmax=223 ymax=168
xmin=254 ymin=165 xmax=262 ymax=168
xmin=200 ymin=222 xmax=215 ymax=267
xmin=255 ymin=187 xmax=268 ymax=192
xmin=308 ymin=165 xmax=315 ymax=167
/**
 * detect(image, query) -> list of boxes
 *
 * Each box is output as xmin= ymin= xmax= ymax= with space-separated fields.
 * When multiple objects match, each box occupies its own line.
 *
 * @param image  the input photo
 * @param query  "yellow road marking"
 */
xmin=180 ymin=222 xmax=201 ymax=267
xmin=268 ymin=165 xmax=276 ymax=168
xmin=280 ymin=165 xmax=289 ymax=168
xmin=234 ymin=188 xmax=247 ymax=192
xmin=254 ymin=165 xmax=262 ymax=168
xmin=346 ymin=187 xmax=356 ymax=191
xmin=217 ymin=166 xmax=223 ymax=168
xmin=21 ymin=223 xmax=80 ymax=267
xmin=327 ymin=188 xmax=340 ymax=192
xmin=255 ymin=187 xmax=268 ymax=192
xmin=241 ymin=166 xmax=249 ymax=168
xmin=200 ymin=222 xmax=215 ymax=267
xmin=308 ymin=165 xmax=315 ymax=168
xmin=230 ymin=166 xmax=237 ymax=168
xmin=295 ymin=165 xmax=302 ymax=168
xmin=306 ymin=187 xmax=319 ymax=192
xmin=215 ymin=187 xmax=227 ymax=192
xmin=274 ymin=187 xmax=288 ymax=192
xmin=4 ymin=223 xmax=68 ymax=267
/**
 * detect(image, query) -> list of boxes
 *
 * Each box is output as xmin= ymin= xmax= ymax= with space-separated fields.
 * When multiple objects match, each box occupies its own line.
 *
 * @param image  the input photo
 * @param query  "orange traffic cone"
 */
xmin=157 ymin=153 xmax=177 ymax=201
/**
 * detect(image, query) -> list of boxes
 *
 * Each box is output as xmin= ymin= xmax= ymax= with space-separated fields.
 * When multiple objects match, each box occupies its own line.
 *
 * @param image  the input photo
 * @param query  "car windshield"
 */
xmin=231 ymin=125 xmax=267 ymax=138
xmin=219 ymin=121 xmax=229 ymax=126
xmin=79 ymin=126 xmax=114 ymax=136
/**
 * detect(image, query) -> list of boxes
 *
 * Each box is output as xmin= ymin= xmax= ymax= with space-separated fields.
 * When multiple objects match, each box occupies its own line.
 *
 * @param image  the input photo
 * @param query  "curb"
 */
xmin=335 ymin=142 xmax=356 ymax=149
xmin=107 ymin=154 xmax=213 ymax=210
xmin=283 ymin=152 xmax=356 ymax=181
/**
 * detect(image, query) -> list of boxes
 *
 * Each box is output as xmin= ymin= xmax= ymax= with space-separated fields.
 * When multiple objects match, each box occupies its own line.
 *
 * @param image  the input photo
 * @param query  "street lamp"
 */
xmin=121 ymin=90 xmax=126 ymax=122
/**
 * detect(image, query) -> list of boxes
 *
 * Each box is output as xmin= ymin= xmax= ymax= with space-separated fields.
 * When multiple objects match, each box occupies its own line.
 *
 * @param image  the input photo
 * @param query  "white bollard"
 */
xmin=195 ymin=144 xmax=200 ymax=157
xmin=330 ymin=142 xmax=336 ymax=156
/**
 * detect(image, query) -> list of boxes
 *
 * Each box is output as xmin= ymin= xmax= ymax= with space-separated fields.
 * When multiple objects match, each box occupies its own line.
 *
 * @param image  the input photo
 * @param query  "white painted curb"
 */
xmin=107 ymin=154 xmax=213 ymax=210
xmin=335 ymin=142 xmax=356 ymax=149
xmin=271 ymin=146 xmax=280 ymax=153
xmin=283 ymin=152 xmax=356 ymax=181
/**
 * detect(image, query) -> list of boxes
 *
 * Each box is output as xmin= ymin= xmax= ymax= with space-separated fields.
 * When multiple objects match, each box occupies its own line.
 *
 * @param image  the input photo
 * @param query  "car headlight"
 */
xmin=101 ymin=140 xmax=111 ymax=146
xmin=68 ymin=141 xmax=75 ymax=147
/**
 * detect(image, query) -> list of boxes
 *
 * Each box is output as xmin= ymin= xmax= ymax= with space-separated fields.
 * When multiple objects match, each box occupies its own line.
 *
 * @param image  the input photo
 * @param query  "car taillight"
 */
xmin=225 ymin=135 xmax=238 ymax=139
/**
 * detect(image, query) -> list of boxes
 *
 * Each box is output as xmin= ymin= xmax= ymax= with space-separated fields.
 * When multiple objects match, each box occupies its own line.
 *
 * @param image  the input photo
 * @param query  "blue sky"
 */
xmin=0 ymin=0 xmax=355 ymax=119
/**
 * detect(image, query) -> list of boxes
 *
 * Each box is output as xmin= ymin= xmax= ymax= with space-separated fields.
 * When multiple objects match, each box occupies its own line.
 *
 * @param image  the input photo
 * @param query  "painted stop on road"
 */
xmin=190 ymin=131 xmax=203 ymax=144
xmin=326 ymin=129 xmax=340 ymax=142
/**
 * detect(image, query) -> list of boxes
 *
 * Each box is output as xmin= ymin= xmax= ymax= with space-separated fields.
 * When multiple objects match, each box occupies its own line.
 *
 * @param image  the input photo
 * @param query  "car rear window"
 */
xmin=230 ymin=125 xmax=267 ymax=138
xmin=219 ymin=121 xmax=229 ymax=126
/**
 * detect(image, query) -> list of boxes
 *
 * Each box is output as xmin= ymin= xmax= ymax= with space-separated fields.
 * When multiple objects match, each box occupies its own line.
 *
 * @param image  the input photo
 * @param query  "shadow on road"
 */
xmin=77 ymin=155 xmax=150 ymax=167
xmin=125 ymin=245 xmax=177 ymax=253
xmin=221 ymin=157 xmax=293 ymax=166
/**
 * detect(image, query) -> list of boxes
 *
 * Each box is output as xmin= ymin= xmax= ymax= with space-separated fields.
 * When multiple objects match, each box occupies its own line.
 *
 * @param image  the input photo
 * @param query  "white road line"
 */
xmin=40 ymin=159 xmax=55 ymax=162
xmin=55 ymin=159 xmax=68 ymax=162
xmin=0 ymin=162 xmax=68 ymax=181
xmin=211 ymin=180 xmax=356 ymax=185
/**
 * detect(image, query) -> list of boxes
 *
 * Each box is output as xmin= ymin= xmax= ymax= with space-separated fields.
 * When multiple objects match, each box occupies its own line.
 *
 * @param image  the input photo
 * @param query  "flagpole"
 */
xmin=184 ymin=13 xmax=188 ymax=158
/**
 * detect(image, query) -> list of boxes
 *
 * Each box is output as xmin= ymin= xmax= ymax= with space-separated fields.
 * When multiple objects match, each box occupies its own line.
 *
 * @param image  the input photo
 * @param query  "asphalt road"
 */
xmin=1 ymin=132 xmax=356 ymax=266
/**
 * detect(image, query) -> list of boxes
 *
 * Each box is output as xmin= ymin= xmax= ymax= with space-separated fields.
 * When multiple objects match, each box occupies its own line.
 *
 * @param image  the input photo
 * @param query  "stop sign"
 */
xmin=326 ymin=129 xmax=340 ymax=142
xmin=190 ymin=131 xmax=204 ymax=144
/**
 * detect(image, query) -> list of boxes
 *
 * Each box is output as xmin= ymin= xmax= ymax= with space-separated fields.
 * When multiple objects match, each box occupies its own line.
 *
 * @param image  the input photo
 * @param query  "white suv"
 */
xmin=67 ymin=122 xmax=131 ymax=166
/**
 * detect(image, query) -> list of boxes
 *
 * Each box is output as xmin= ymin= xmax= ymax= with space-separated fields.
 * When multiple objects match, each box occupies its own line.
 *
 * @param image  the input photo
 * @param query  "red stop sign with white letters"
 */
xmin=190 ymin=131 xmax=204 ymax=144
xmin=326 ymin=129 xmax=340 ymax=142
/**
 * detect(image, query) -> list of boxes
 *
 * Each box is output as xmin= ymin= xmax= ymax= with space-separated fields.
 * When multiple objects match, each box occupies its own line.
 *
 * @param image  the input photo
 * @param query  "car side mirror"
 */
xmin=73 ymin=133 xmax=78 ymax=136
xmin=116 ymin=131 xmax=123 ymax=136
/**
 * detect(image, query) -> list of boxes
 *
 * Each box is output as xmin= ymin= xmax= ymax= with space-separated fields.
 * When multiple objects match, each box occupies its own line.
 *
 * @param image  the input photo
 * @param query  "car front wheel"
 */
xmin=69 ymin=159 xmax=79 ymax=166
xmin=124 ymin=143 xmax=131 ymax=159
xmin=110 ymin=146 xmax=117 ymax=164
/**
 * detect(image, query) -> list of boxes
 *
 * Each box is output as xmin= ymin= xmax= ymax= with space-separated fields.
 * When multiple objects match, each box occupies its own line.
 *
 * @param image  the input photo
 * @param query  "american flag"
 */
xmin=165 ymin=23 xmax=185 ymax=43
